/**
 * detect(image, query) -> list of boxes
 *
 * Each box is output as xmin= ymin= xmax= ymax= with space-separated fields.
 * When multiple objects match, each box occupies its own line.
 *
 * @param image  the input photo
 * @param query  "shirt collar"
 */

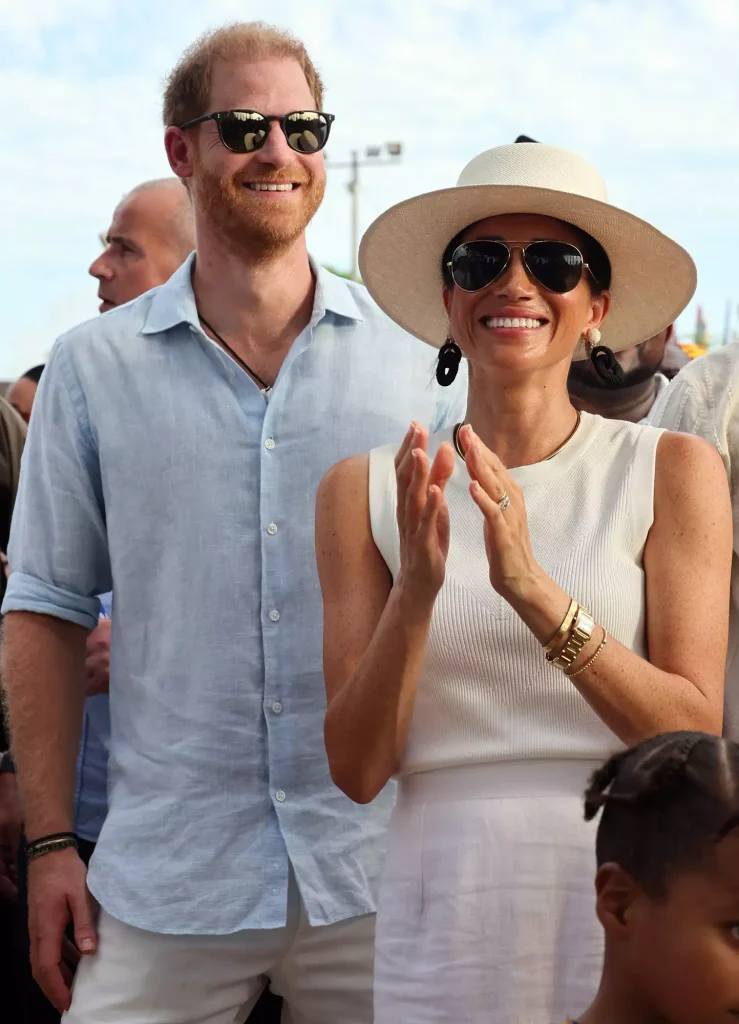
xmin=142 ymin=253 xmax=364 ymax=337
xmin=312 ymin=260 xmax=365 ymax=323
xmin=141 ymin=253 xmax=200 ymax=336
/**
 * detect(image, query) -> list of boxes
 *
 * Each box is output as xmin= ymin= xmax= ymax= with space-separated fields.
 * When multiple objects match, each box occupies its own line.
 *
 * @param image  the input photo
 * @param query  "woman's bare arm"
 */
xmin=317 ymin=427 xmax=454 ymax=803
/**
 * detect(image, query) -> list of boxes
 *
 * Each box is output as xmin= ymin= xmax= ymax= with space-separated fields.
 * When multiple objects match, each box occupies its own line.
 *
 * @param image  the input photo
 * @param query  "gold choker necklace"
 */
xmin=453 ymin=410 xmax=582 ymax=463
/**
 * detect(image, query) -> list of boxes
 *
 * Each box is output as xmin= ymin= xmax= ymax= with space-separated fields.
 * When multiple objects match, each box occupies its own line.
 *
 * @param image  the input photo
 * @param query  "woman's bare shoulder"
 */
xmin=317 ymin=454 xmax=370 ymax=516
xmin=656 ymin=429 xmax=725 ymax=481
xmin=654 ymin=429 xmax=730 ymax=520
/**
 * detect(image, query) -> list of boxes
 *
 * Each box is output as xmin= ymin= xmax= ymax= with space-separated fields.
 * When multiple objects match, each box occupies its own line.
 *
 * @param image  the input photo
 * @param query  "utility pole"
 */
xmin=327 ymin=142 xmax=403 ymax=280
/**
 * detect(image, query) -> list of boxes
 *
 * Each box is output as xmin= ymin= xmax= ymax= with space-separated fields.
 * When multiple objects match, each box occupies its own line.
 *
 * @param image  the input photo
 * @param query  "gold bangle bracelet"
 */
xmin=566 ymin=629 xmax=608 ymax=678
xmin=548 ymin=605 xmax=595 ymax=670
xmin=544 ymin=598 xmax=578 ymax=654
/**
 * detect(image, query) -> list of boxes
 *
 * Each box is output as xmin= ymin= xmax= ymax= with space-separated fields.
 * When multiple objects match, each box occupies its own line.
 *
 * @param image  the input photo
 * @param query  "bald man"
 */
xmin=89 ymin=178 xmax=194 ymax=311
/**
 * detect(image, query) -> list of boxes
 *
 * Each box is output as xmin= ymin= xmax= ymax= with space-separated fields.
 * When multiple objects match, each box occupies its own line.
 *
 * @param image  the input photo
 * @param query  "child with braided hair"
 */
xmin=567 ymin=731 xmax=739 ymax=1024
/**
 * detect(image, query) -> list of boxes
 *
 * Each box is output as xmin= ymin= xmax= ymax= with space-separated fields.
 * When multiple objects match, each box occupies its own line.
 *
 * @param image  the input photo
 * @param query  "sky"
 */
xmin=1 ymin=0 xmax=737 ymax=378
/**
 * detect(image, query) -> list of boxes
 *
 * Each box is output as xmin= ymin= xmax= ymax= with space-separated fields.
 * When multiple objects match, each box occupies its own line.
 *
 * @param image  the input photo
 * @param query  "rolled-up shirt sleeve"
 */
xmin=2 ymin=336 xmax=111 ymax=630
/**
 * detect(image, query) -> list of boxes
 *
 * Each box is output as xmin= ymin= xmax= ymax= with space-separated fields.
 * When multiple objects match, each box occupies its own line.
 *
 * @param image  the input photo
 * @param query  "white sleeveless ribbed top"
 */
xmin=369 ymin=412 xmax=664 ymax=775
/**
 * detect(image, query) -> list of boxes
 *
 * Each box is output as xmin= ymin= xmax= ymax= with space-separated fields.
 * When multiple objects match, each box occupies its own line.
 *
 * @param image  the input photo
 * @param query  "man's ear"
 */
xmin=164 ymin=127 xmax=195 ymax=183
xmin=595 ymin=862 xmax=641 ymax=939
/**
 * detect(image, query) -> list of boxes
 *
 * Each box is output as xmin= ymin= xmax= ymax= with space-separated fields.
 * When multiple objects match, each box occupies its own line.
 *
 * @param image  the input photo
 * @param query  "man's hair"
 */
xmin=21 ymin=365 xmax=44 ymax=384
xmin=163 ymin=22 xmax=324 ymax=129
xmin=585 ymin=732 xmax=739 ymax=898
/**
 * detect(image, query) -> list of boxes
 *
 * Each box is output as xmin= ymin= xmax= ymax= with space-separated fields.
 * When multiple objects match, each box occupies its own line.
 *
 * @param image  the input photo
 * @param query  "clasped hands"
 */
xmin=394 ymin=422 xmax=542 ymax=604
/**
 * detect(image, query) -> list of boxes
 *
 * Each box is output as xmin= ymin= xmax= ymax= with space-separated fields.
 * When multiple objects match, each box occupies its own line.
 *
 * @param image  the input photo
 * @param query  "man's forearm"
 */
xmin=2 ymin=611 xmax=87 ymax=838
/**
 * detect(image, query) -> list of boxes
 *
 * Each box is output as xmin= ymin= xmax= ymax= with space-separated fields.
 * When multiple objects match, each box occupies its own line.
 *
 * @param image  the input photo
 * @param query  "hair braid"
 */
xmin=584 ymin=750 xmax=632 ymax=821
xmin=587 ymin=732 xmax=739 ymax=898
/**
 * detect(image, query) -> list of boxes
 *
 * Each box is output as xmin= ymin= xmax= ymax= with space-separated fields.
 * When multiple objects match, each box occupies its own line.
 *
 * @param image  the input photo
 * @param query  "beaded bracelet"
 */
xmin=566 ymin=629 xmax=608 ymax=678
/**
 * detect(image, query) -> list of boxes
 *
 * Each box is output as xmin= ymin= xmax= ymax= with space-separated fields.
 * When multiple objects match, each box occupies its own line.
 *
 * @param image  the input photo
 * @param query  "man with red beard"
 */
xmin=0 ymin=22 xmax=466 ymax=1024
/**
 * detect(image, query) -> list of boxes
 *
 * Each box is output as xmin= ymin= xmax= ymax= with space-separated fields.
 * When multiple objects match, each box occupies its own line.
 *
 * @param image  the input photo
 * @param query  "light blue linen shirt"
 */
xmin=73 ymin=698 xmax=109 ymax=843
xmin=73 ymin=592 xmax=112 ymax=844
xmin=3 ymin=255 xmax=466 ymax=934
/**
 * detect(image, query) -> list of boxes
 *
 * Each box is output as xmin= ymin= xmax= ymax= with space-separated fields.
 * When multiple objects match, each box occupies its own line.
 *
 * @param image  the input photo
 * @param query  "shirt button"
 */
xmin=269 ymin=609 xmax=281 ymax=623
xmin=264 ymin=437 xmax=276 ymax=450
xmin=275 ymin=790 xmax=286 ymax=803
xmin=266 ymin=523 xmax=278 ymax=535
xmin=271 ymin=701 xmax=283 ymax=715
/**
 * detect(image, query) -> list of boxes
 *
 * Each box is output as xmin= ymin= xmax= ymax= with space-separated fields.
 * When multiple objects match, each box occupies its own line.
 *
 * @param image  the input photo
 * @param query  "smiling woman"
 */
xmin=315 ymin=143 xmax=733 ymax=1023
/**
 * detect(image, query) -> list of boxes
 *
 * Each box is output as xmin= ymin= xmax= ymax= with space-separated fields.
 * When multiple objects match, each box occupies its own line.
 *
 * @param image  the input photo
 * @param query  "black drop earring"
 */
xmin=436 ymin=338 xmax=462 ymax=387
xmin=590 ymin=345 xmax=624 ymax=387
xmin=585 ymin=329 xmax=624 ymax=388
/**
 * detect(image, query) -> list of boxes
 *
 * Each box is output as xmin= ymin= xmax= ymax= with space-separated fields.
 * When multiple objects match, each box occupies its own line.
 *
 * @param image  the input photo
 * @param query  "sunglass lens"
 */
xmin=285 ymin=112 xmax=330 ymax=153
xmin=451 ymin=241 xmax=509 ymax=291
xmin=525 ymin=241 xmax=584 ymax=293
xmin=219 ymin=111 xmax=270 ymax=153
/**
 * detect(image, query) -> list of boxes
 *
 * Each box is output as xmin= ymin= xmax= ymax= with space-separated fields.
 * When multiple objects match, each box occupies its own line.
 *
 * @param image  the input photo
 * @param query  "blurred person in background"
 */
xmin=89 ymin=177 xmax=195 ymax=311
xmin=660 ymin=333 xmax=689 ymax=379
xmin=6 ymin=365 xmax=44 ymax=424
xmin=568 ymin=325 xmax=675 ymax=424
xmin=1 ymin=20 xmax=465 ymax=1024
xmin=653 ymin=342 xmax=739 ymax=742
xmin=0 ymin=397 xmax=26 ymax=1019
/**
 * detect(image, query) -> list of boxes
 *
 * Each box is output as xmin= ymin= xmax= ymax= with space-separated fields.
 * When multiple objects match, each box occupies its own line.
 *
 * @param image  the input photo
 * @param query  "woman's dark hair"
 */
xmin=585 ymin=732 xmax=739 ymax=899
xmin=22 ymin=364 xmax=44 ymax=384
xmin=441 ymin=220 xmax=612 ymax=294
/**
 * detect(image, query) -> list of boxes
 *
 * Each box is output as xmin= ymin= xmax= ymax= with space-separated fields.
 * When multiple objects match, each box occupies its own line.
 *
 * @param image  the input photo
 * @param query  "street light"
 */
xmin=326 ymin=142 xmax=403 ymax=281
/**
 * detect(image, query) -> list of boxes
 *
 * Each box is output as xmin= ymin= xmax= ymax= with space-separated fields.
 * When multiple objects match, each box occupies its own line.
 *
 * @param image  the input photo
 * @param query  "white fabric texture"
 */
xmin=368 ymin=411 xmax=663 ymax=1023
xmin=652 ymin=343 xmax=739 ymax=737
xmin=62 ymin=870 xmax=375 ymax=1024
xmin=369 ymin=412 xmax=663 ymax=775
xmin=375 ymin=761 xmax=602 ymax=1024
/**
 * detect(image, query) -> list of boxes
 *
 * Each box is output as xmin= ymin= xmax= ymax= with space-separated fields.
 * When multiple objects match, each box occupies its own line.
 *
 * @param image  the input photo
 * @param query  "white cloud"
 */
xmin=0 ymin=0 xmax=737 ymax=375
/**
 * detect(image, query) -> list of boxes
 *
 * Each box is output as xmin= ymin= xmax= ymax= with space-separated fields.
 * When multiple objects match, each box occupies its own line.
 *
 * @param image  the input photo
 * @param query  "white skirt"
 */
xmin=374 ymin=760 xmax=603 ymax=1024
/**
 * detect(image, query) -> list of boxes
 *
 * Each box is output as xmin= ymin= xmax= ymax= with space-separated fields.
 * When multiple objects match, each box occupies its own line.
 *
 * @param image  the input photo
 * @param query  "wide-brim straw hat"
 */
xmin=358 ymin=144 xmax=696 ymax=357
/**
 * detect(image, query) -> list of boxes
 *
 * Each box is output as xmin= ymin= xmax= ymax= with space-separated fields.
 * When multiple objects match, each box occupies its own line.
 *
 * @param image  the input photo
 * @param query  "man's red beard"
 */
xmin=191 ymin=153 xmax=325 ymax=259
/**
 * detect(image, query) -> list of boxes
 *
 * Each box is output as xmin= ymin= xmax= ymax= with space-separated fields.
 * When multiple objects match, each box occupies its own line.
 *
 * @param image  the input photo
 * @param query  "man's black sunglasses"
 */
xmin=447 ymin=239 xmax=598 ymax=294
xmin=179 ymin=109 xmax=335 ymax=155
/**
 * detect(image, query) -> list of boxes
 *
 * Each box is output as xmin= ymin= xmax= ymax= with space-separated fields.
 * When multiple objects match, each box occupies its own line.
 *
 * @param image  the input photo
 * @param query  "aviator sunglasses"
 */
xmin=179 ymin=109 xmax=335 ymax=154
xmin=447 ymin=239 xmax=597 ymax=294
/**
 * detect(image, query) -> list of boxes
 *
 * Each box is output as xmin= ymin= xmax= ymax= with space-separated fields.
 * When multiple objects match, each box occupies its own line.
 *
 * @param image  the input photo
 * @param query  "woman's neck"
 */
xmin=463 ymin=364 xmax=580 ymax=468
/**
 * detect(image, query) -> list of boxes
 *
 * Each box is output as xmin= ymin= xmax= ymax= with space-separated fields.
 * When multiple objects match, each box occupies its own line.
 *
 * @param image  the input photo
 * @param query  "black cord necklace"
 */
xmin=198 ymin=314 xmax=272 ymax=393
